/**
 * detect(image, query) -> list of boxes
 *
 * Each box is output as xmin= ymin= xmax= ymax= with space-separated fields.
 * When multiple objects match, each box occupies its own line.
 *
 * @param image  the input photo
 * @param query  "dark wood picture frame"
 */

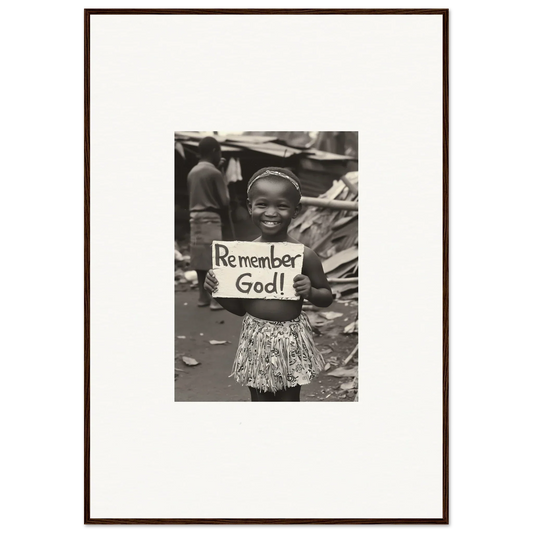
xmin=84 ymin=8 xmax=449 ymax=525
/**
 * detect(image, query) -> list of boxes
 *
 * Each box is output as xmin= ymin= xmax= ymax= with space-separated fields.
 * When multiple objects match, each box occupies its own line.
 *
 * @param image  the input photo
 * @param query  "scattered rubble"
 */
xmin=343 ymin=321 xmax=358 ymax=334
xmin=175 ymin=242 xmax=194 ymax=290
xmin=182 ymin=356 xmax=200 ymax=366
xmin=289 ymin=172 xmax=358 ymax=301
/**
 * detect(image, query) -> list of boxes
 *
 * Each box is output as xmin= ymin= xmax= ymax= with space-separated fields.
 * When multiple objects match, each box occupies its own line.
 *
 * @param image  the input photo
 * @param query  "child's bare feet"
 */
xmin=210 ymin=300 xmax=224 ymax=311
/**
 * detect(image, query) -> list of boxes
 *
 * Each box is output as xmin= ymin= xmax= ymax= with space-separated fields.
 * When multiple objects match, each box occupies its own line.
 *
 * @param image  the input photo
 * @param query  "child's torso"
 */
xmin=243 ymin=298 xmax=302 ymax=321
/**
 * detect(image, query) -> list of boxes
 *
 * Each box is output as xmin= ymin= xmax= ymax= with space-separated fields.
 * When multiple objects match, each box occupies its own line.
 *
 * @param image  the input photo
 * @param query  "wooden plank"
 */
xmin=326 ymin=259 xmax=358 ymax=279
xmin=332 ymin=215 xmax=357 ymax=230
xmin=300 ymin=197 xmax=358 ymax=211
xmin=328 ymin=277 xmax=358 ymax=283
xmin=321 ymin=247 xmax=358 ymax=274
xmin=339 ymin=173 xmax=358 ymax=195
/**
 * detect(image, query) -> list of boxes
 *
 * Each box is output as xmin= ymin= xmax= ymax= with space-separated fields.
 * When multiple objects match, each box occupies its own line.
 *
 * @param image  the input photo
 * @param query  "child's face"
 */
xmin=247 ymin=179 xmax=300 ymax=238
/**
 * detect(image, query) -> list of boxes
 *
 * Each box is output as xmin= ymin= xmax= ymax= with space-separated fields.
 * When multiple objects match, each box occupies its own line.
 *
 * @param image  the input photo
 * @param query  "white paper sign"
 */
xmin=212 ymin=241 xmax=304 ymax=300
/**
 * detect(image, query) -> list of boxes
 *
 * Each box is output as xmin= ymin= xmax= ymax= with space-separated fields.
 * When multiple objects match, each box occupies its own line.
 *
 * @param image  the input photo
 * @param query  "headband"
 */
xmin=247 ymin=170 xmax=301 ymax=196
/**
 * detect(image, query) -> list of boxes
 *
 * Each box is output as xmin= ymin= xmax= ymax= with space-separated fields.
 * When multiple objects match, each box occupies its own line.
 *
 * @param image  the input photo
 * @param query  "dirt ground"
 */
xmin=174 ymin=283 xmax=358 ymax=402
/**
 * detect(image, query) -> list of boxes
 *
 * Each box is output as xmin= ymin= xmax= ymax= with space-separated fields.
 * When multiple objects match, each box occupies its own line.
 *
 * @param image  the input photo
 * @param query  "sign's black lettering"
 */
xmin=257 ymin=256 xmax=271 ymax=269
xmin=236 ymin=273 xmax=252 ymax=293
xmin=270 ymin=245 xmax=282 ymax=268
xmin=212 ymin=241 xmax=303 ymax=300
xmin=239 ymin=256 xmax=251 ymax=268
xmin=214 ymin=243 xmax=229 ymax=267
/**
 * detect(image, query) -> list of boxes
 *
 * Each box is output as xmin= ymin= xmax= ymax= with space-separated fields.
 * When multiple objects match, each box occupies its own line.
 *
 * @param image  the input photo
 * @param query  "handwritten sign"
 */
xmin=212 ymin=241 xmax=304 ymax=300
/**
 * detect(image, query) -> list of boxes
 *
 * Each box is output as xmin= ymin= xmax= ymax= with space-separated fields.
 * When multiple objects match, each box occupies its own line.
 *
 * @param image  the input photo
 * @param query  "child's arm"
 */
xmin=204 ymin=269 xmax=246 ymax=316
xmin=293 ymin=247 xmax=333 ymax=308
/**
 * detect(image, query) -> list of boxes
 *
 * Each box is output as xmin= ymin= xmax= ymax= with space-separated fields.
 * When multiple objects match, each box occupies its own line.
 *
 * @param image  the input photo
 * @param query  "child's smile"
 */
xmin=247 ymin=179 xmax=300 ymax=240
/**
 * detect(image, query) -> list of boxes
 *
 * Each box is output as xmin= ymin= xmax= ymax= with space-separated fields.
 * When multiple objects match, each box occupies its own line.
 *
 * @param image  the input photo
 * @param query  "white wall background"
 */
xmin=89 ymin=11 xmax=443 ymax=520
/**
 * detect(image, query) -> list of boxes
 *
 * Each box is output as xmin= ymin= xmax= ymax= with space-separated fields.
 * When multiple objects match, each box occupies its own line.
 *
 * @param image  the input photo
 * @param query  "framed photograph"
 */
xmin=85 ymin=9 xmax=448 ymax=524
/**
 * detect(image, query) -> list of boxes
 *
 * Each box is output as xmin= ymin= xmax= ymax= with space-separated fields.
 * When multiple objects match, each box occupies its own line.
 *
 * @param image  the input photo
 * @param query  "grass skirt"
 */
xmin=230 ymin=313 xmax=324 ymax=393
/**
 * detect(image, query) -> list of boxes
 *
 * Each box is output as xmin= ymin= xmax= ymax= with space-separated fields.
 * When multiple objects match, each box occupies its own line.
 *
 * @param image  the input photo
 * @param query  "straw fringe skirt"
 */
xmin=230 ymin=313 xmax=324 ymax=393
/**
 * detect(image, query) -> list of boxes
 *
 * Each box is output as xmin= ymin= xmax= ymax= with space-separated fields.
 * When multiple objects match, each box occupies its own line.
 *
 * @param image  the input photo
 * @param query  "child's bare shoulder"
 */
xmin=288 ymin=242 xmax=322 ymax=274
xmin=302 ymin=245 xmax=322 ymax=266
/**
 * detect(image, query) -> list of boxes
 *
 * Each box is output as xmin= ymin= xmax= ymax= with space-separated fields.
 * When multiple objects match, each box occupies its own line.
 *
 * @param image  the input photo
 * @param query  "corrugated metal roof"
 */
xmin=175 ymin=131 xmax=224 ymax=142
xmin=179 ymin=140 xmax=241 ymax=152
xmin=175 ymin=131 xmax=356 ymax=198
xmin=306 ymin=149 xmax=355 ymax=161
xmin=175 ymin=132 xmax=355 ymax=161
xmin=224 ymin=134 xmax=278 ymax=144
xmin=175 ymin=132 xmax=278 ymax=145
xmin=224 ymin=141 xmax=303 ymax=158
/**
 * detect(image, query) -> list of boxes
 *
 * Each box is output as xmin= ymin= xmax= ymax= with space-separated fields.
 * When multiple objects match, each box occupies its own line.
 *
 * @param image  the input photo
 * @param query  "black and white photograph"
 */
xmin=174 ymin=131 xmax=359 ymax=402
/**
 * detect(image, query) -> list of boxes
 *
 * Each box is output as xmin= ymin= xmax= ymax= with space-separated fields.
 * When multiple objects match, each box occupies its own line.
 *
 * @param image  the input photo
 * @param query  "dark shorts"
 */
xmin=189 ymin=211 xmax=222 ymax=271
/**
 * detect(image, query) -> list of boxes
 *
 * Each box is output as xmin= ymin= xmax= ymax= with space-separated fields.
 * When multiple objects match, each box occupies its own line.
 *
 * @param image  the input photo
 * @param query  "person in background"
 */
xmin=187 ymin=136 xmax=229 ymax=310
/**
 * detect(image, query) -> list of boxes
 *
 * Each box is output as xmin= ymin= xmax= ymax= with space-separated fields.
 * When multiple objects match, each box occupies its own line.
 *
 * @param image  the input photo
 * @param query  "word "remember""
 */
xmin=213 ymin=243 xmax=301 ymax=270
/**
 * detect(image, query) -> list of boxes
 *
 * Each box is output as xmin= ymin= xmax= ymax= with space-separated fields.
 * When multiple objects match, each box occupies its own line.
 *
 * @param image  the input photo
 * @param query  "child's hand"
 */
xmin=204 ymin=269 xmax=219 ymax=295
xmin=293 ymin=274 xmax=312 ymax=299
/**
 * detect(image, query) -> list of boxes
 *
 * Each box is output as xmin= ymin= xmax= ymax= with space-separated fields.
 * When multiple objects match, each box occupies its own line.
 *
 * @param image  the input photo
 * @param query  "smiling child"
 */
xmin=204 ymin=167 xmax=333 ymax=401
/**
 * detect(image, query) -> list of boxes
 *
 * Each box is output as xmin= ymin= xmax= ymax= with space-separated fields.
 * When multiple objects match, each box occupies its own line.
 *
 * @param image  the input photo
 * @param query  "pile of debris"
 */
xmin=175 ymin=243 xmax=196 ymax=290
xmin=290 ymin=172 xmax=358 ymax=300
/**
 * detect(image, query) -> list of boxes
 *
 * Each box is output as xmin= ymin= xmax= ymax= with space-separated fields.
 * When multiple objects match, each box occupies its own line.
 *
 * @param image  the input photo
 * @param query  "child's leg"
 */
xmin=248 ymin=387 xmax=276 ymax=401
xmin=196 ymin=270 xmax=210 ymax=306
xmin=274 ymin=385 xmax=301 ymax=402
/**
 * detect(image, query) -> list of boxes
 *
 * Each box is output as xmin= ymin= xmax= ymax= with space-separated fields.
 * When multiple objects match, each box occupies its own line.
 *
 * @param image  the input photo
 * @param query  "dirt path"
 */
xmin=174 ymin=287 xmax=358 ymax=402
